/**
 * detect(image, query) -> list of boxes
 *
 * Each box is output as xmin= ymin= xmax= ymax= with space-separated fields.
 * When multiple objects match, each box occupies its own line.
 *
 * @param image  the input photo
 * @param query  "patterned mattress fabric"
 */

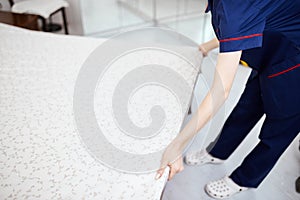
xmin=0 ymin=23 xmax=202 ymax=199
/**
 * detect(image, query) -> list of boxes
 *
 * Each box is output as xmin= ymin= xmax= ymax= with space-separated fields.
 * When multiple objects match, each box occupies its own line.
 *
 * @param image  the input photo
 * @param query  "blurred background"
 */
xmin=0 ymin=0 xmax=215 ymax=43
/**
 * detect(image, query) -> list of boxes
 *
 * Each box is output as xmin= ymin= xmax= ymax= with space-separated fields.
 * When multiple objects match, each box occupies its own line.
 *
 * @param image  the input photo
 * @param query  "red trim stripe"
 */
xmin=219 ymin=33 xmax=263 ymax=43
xmin=268 ymin=63 xmax=300 ymax=78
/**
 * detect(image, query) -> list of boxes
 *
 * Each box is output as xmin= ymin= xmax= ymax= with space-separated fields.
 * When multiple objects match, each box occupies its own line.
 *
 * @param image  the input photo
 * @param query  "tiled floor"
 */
xmin=78 ymin=0 xmax=300 ymax=199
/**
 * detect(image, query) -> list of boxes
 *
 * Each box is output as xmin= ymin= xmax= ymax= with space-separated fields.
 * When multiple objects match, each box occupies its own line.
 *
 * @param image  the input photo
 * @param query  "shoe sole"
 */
xmin=184 ymin=156 xmax=224 ymax=166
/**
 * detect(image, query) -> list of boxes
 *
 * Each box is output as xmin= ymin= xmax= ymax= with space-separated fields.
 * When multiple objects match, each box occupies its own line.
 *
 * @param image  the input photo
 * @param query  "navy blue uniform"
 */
xmin=205 ymin=0 xmax=300 ymax=187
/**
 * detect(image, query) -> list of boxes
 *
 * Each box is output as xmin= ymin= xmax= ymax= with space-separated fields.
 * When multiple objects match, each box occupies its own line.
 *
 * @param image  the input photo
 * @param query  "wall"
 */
xmin=0 ymin=0 xmax=11 ymax=11
xmin=64 ymin=0 xmax=84 ymax=35
xmin=51 ymin=0 xmax=84 ymax=35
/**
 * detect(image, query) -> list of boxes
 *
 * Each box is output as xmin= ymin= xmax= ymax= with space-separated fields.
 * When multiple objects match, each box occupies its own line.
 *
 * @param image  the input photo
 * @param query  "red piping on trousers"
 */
xmin=268 ymin=63 xmax=300 ymax=78
xmin=219 ymin=33 xmax=263 ymax=42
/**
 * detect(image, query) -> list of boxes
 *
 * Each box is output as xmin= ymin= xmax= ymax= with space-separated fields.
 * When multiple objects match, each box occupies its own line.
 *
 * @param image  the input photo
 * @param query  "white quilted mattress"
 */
xmin=0 ymin=23 xmax=202 ymax=199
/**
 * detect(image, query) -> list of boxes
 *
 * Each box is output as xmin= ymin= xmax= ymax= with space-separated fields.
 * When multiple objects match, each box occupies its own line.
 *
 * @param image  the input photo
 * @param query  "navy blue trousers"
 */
xmin=209 ymin=72 xmax=300 ymax=188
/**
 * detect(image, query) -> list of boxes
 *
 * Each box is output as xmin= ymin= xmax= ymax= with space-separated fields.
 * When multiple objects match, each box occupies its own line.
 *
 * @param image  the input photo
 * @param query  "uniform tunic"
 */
xmin=206 ymin=0 xmax=300 ymax=118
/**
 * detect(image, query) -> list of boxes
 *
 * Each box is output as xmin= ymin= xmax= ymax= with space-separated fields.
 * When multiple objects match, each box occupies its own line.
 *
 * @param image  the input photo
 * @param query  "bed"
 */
xmin=0 ymin=23 xmax=203 ymax=199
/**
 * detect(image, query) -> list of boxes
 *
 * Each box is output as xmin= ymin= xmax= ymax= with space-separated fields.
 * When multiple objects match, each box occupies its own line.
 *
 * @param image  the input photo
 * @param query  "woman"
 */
xmin=156 ymin=0 xmax=300 ymax=199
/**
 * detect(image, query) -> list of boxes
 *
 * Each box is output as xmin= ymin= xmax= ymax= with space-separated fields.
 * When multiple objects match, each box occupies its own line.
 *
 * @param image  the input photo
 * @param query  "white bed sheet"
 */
xmin=0 ymin=23 xmax=202 ymax=199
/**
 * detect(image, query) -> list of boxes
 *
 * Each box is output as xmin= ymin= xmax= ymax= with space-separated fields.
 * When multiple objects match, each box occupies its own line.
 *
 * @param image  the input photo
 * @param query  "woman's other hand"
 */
xmin=199 ymin=38 xmax=219 ymax=57
xmin=199 ymin=44 xmax=208 ymax=57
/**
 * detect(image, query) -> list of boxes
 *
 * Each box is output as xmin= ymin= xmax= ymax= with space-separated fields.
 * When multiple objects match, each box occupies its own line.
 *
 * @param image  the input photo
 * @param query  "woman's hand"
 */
xmin=199 ymin=38 xmax=220 ymax=57
xmin=199 ymin=44 xmax=208 ymax=57
xmin=155 ymin=141 xmax=184 ymax=181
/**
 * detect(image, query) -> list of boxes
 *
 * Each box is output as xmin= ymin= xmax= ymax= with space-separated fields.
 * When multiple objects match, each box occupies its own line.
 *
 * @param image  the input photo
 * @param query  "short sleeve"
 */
xmin=215 ymin=0 xmax=266 ymax=52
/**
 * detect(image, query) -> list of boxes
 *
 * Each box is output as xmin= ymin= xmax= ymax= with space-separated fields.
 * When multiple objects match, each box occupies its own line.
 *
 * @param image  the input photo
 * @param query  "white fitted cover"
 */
xmin=0 ymin=23 xmax=202 ymax=199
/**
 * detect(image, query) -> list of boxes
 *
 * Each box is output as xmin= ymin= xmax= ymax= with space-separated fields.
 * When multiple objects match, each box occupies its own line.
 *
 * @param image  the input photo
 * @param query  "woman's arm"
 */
xmin=156 ymin=50 xmax=242 ymax=180
xmin=173 ymin=51 xmax=241 ymax=149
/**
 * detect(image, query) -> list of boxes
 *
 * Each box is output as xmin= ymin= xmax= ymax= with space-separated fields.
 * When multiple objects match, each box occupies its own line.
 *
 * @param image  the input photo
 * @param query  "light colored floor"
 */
xmin=79 ymin=1 xmax=300 ymax=199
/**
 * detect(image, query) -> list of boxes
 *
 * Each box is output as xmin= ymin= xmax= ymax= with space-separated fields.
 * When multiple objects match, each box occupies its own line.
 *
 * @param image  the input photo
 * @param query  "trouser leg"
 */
xmin=230 ymin=114 xmax=300 ymax=188
xmin=209 ymin=72 xmax=264 ymax=160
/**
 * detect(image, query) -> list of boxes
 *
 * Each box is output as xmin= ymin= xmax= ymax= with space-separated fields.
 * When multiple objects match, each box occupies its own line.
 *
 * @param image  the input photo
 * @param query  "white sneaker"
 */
xmin=184 ymin=149 xmax=225 ymax=166
xmin=205 ymin=176 xmax=249 ymax=199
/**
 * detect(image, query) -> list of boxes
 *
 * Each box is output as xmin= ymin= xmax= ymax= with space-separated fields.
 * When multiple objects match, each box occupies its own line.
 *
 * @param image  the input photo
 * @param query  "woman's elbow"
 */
xmin=224 ymin=89 xmax=230 ymax=100
xmin=213 ymin=85 xmax=231 ymax=102
xmin=222 ymin=81 xmax=233 ymax=100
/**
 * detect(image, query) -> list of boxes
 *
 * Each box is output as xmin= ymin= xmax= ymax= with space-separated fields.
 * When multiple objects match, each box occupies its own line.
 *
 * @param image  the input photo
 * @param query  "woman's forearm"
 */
xmin=172 ymin=51 xmax=242 ymax=151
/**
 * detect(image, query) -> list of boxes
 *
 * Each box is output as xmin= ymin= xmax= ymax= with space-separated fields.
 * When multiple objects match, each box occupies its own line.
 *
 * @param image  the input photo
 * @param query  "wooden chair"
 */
xmin=9 ymin=0 xmax=69 ymax=34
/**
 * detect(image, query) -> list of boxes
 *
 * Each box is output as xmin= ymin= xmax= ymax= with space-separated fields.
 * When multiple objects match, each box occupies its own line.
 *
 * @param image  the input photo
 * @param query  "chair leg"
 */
xmin=296 ymin=176 xmax=300 ymax=193
xmin=40 ymin=17 xmax=47 ymax=32
xmin=61 ymin=7 xmax=69 ymax=34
